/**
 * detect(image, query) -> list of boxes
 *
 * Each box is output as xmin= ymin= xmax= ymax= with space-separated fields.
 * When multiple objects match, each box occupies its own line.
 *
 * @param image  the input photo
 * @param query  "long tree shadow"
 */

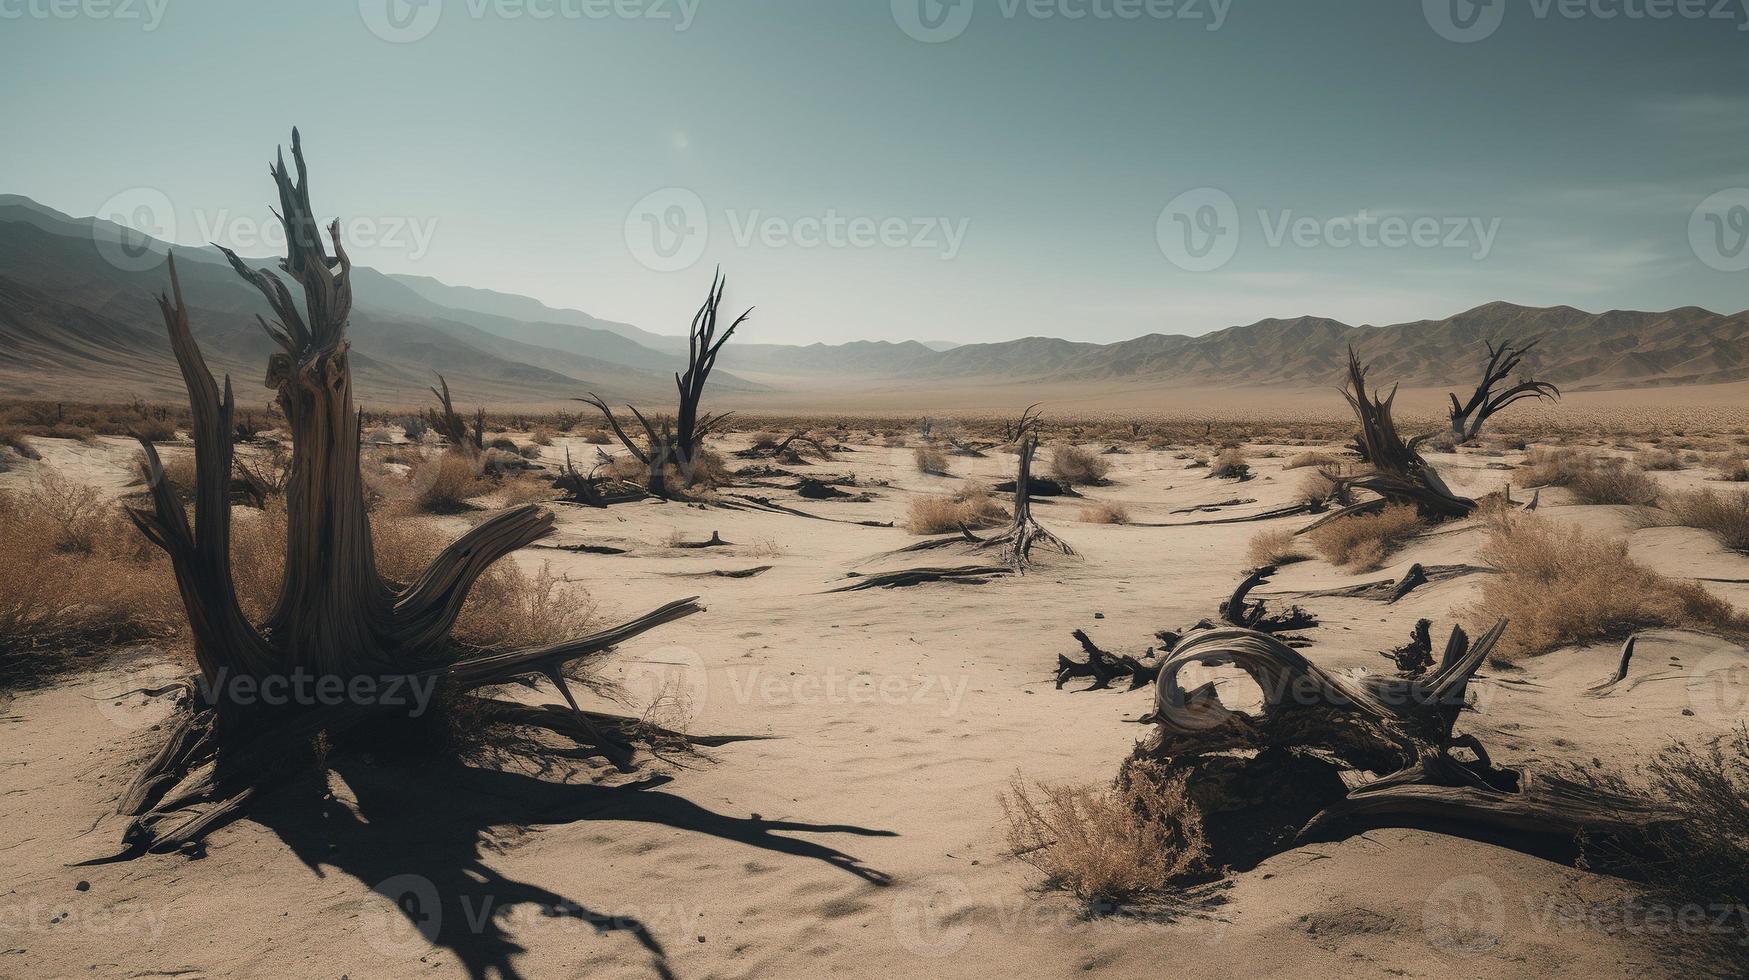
xmin=252 ymin=758 xmax=895 ymax=980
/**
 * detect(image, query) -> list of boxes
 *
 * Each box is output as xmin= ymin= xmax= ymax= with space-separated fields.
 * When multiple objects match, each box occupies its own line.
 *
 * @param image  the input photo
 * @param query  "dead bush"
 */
xmin=1638 ymin=448 xmax=1683 ymax=471
xmin=1306 ymin=503 xmax=1425 ymax=570
xmin=1001 ymin=761 xmax=1209 ymax=904
xmin=1282 ymin=451 xmax=1341 ymax=470
xmin=905 ymin=493 xmax=1010 ymax=534
xmin=913 ymin=445 xmax=950 ymax=476
xmin=1247 ymin=528 xmax=1308 ymax=567
xmin=1050 ymin=445 xmax=1110 ymax=486
xmin=0 ymin=425 xmax=41 ymax=461
xmin=1078 ymin=501 xmax=1129 ymax=524
xmin=1660 ymin=489 xmax=1749 ymax=553
xmin=411 ymin=451 xmax=489 ymax=513
xmin=1580 ymin=729 xmax=1749 ymax=926
xmin=1208 ymin=449 xmax=1250 ymax=480
xmin=529 ymin=428 xmax=555 ymax=447
xmin=1296 ymin=468 xmax=1347 ymax=509
xmin=1468 ymin=515 xmax=1748 ymax=659
xmin=1569 ymin=462 xmax=1661 ymax=507
xmin=1519 ymin=447 xmax=1596 ymax=486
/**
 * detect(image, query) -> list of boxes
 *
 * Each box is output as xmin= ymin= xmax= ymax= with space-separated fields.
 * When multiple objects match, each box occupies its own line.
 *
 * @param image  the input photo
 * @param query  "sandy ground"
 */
xmin=3 ymin=431 xmax=1749 ymax=979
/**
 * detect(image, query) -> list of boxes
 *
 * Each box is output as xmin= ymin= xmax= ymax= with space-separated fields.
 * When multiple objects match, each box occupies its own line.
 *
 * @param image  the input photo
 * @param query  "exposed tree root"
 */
xmin=825 ymin=565 xmax=1013 ymax=592
xmin=1055 ymin=630 xmax=1161 ymax=691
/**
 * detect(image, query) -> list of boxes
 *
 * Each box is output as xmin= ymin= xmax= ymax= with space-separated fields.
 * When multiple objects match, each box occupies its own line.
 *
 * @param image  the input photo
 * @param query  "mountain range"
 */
xmin=3 ymin=194 xmax=1746 ymax=411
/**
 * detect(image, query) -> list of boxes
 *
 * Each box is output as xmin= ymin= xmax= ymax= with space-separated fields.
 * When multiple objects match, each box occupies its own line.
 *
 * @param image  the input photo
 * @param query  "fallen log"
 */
xmin=825 ymin=565 xmax=1012 ymax=592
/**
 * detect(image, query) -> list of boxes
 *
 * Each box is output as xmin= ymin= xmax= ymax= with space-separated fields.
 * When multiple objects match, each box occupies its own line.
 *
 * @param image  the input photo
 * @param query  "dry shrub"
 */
xmin=1468 ymin=515 xmax=1748 ymax=659
xmin=1569 ymin=462 xmax=1661 ymax=506
xmin=1306 ymin=503 xmax=1425 ymax=570
xmin=913 ymin=445 xmax=949 ymax=476
xmin=1710 ymin=454 xmax=1749 ymax=482
xmin=579 ymin=429 xmax=613 ymax=446
xmin=1208 ymin=449 xmax=1250 ymax=480
xmin=1637 ymin=448 xmax=1683 ymax=471
xmin=0 ymin=480 xmax=180 ymax=675
xmin=529 ymin=428 xmax=555 ymax=447
xmin=1050 ymin=445 xmax=1110 ymax=486
xmin=1519 ymin=447 xmax=1595 ymax=486
xmin=1247 ymin=528 xmax=1308 ymax=567
xmin=1283 ymin=451 xmax=1341 ymax=470
xmin=1000 ymin=761 xmax=1209 ymax=904
xmin=905 ymin=493 xmax=1009 ymax=534
xmin=499 ymin=474 xmax=557 ymax=507
xmin=1078 ymin=501 xmax=1129 ymax=524
xmin=1296 ymin=468 xmax=1346 ymax=509
xmin=0 ymin=425 xmax=41 ymax=461
xmin=411 ymin=451 xmax=489 ymax=513
xmin=1581 ymin=730 xmax=1749 ymax=916
xmin=1662 ymin=489 xmax=1749 ymax=553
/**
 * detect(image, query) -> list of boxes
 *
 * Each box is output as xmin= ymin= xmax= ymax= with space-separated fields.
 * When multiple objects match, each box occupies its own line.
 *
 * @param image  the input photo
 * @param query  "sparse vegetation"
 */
xmin=1208 ymin=448 xmax=1251 ymax=480
xmin=913 ymin=445 xmax=949 ymax=476
xmin=905 ymin=493 xmax=1010 ymax=534
xmin=1569 ymin=462 xmax=1661 ymax=506
xmin=1247 ymin=528 xmax=1309 ymax=567
xmin=1468 ymin=515 xmax=1747 ymax=659
xmin=1283 ymin=450 xmax=1341 ymax=470
xmin=1001 ymin=761 xmax=1209 ymax=904
xmin=1662 ymin=488 xmax=1749 ymax=553
xmin=1306 ymin=503 xmax=1425 ymax=570
xmin=1049 ymin=444 xmax=1110 ymax=486
xmin=410 ymin=450 xmax=490 ymax=513
xmin=1078 ymin=501 xmax=1129 ymax=524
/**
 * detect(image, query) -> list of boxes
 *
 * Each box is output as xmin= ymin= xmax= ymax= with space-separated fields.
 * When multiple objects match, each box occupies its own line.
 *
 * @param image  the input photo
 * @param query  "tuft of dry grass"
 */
xmin=1468 ymin=515 xmax=1748 ymax=659
xmin=1078 ymin=501 xmax=1129 ymax=524
xmin=1568 ymin=462 xmax=1661 ymax=506
xmin=1282 ymin=450 xmax=1341 ymax=470
xmin=1637 ymin=448 xmax=1683 ymax=471
xmin=1247 ymin=528 xmax=1309 ymax=567
xmin=1050 ymin=444 xmax=1110 ymax=486
xmin=411 ymin=451 xmax=490 ymax=513
xmin=529 ymin=427 xmax=555 ymax=447
xmin=1518 ymin=447 xmax=1596 ymax=486
xmin=1661 ymin=489 xmax=1749 ymax=553
xmin=913 ymin=445 xmax=949 ymax=476
xmin=1580 ymin=729 xmax=1749 ymax=917
xmin=0 ymin=425 xmax=41 ymax=461
xmin=1208 ymin=449 xmax=1250 ymax=480
xmin=1001 ymin=760 xmax=1209 ymax=904
xmin=1306 ymin=503 xmax=1425 ymax=570
xmin=904 ymin=493 xmax=1010 ymax=534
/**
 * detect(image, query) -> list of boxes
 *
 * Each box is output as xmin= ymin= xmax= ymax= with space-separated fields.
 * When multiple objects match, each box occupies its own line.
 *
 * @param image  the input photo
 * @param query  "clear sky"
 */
xmin=2 ymin=0 xmax=1744 ymax=345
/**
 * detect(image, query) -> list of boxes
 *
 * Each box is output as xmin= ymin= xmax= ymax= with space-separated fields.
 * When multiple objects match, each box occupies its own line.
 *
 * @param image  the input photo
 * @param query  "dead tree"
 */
xmin=111 ymin=130 xmax=702 ymax=859
xmin=1316 ymin=348 xmax=1481 ymax=525
xmin=1417 ymin=339 xmax=1559 ymax=449
xmin=1128 ymin=620 xmax=1669 ymax=868
xmin=426 ymin=374 xmax=484 ymax=456
xmin=999 ymin=402 xmax=1044 ymax=444
xmin=583 ymin=273 xmax=747 ymax=499
xmin=981 ymin=436 xmax=1075 ymax=569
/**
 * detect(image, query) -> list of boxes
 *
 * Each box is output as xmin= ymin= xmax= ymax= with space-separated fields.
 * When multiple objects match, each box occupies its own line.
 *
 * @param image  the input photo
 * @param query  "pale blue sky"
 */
xmin=2 ymin=0 xmax=1744 ymax=345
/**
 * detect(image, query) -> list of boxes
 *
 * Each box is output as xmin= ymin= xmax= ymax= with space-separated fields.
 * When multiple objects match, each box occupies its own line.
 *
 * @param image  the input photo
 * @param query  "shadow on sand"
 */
xmin=253 ymin=758 xmax=895 ymax=980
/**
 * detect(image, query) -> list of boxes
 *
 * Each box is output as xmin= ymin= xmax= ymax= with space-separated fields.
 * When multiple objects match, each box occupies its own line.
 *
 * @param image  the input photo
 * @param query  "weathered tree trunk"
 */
xmin=111 ymin=130 xmax=702 ymax=859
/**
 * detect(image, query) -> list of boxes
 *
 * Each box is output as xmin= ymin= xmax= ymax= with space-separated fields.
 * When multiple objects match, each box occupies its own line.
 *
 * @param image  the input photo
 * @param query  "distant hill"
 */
xmin=4 ymin=193 xmax=1747 ymax=406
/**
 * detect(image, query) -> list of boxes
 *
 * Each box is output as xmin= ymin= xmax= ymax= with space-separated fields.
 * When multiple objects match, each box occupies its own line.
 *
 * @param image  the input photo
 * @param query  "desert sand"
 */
xmin=3 ymin=417 xmax=1747 ymax=980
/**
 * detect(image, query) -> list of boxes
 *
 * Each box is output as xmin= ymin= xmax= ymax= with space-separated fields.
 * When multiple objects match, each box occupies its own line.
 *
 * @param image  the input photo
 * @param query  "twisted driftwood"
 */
xmin=1128 ymin=620 xmax=1670 ymax=867
xmin=107 ymin=131 xmax=702 ymax=860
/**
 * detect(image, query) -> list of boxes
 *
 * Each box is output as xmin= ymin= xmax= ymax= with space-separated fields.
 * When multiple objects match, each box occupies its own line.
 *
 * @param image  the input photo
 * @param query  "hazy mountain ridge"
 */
xmin=4 ymin=193 xmax=1747 ymax=404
